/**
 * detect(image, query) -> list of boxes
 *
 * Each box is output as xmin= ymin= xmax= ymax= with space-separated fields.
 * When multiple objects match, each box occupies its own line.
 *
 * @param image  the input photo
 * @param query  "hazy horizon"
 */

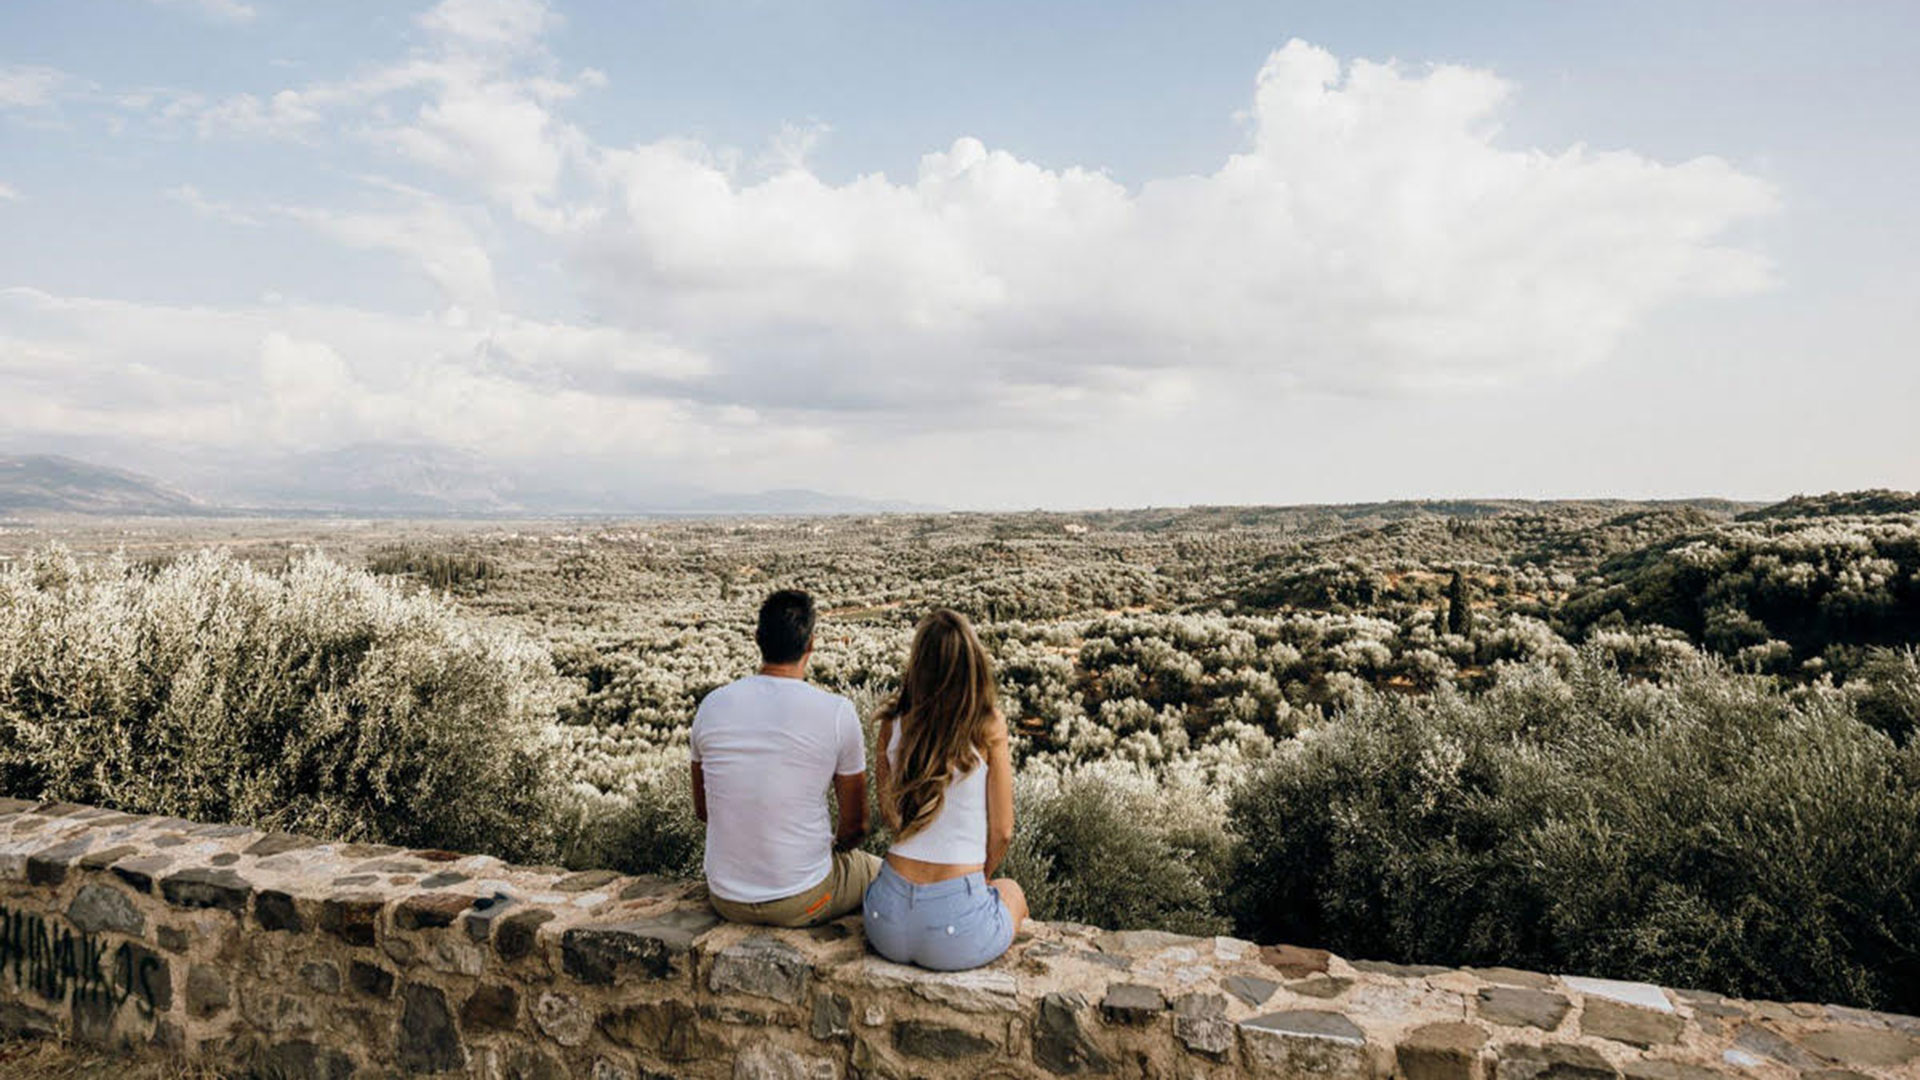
xmin=3 ymin=1 xmax=1916 ymax=510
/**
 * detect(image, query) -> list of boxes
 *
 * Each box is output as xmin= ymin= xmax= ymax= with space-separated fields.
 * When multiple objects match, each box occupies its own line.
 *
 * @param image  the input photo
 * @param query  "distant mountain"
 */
xmin=673 ymin=488 xmax=935 ymax=516
xmin=0 ymin=454 xmax=208 ymax=515
xmin=212 ymin=444 xmax=523 ymax=515
xmin=0 ymin=447 xmax=934 ymax=518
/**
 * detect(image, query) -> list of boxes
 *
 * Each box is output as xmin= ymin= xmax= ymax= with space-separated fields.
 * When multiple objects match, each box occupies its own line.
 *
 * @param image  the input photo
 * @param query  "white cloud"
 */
xmin=0 ymin=182 xmax=19 ymax=202
xmin=279 ymin=182 xmax=500 ymax=310
xmin=146 ymin=0 xmax=257 ymax=22
xmin=537 ymin=40 xmax=1776 ymax=410
xmin=0 ymin=65 xmax=67 ymax=108
xmin=416 ymin=0 xmax=558 ymax=53
xmin=0 ymin=287 xmax=731 ymax=461
xmin=10 ymin=12 xmax=1782 ymax=474
xmin=166 ymin=183 xmax=261 ymax=225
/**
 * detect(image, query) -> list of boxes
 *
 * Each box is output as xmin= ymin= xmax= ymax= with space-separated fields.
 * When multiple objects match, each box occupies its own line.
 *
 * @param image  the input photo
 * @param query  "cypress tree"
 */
xmin=1447 ymin=569 xmax=1473 ymax=637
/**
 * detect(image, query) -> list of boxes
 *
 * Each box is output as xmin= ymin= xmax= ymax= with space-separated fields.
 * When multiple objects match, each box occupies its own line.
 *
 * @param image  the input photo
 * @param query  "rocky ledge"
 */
xmin=2 ymin=797 xmax=1916 ymax=1078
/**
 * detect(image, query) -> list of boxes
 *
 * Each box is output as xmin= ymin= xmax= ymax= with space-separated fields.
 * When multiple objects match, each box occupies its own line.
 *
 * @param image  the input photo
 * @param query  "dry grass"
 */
xmin=0 ymin=1039 xmax=231 ymax=1080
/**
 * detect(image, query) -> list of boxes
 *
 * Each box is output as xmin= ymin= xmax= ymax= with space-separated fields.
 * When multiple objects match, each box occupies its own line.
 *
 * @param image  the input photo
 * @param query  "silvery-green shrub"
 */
xmin=0 ymin=547 xmax=564 ymax=861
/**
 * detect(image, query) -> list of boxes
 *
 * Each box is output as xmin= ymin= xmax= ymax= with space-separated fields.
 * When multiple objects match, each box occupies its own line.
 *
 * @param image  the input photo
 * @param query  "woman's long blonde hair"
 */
xmin=880 ymin=608 xmax=1000 ymax=843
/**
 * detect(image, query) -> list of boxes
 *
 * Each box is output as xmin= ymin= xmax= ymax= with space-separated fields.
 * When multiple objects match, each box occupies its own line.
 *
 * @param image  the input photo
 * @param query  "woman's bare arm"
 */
xmin=983 ymin=717 xmax=1015 ymax=877
xmin=874 ymin=713 xmax=899 ymax=832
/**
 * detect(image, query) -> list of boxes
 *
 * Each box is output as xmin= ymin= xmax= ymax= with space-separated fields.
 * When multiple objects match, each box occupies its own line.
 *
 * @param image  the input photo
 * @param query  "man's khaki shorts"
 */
xmin=709 ymin=850 xmax=882 ymax=928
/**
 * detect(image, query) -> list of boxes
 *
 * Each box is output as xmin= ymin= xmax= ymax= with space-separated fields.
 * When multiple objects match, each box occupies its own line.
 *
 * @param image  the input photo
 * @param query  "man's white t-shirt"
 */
xmin=689 ymin=674 xmax=866 ymax=903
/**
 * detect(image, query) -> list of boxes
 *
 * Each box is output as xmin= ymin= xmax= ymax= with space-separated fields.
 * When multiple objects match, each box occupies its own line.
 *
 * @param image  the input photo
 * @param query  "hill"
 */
xmin=0 ymin=454 xmax=207 ymax=515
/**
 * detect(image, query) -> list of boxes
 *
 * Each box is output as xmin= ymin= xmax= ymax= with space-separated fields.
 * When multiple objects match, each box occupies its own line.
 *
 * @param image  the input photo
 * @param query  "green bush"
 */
xmin=1851 ymin=647 xmax=1920 ymax=745
xmin=366 ymin=544 xmax=498 ymax=592
xmin=0 ymin=547 xmax=564 ymax=862
xmin=1228 ymin=648 xmax=1920 ymax=1011
xmin=1002 ymin=765 xmax=1232 ymax=936
xmin=555 ymin=768 xmax=706 ymax=878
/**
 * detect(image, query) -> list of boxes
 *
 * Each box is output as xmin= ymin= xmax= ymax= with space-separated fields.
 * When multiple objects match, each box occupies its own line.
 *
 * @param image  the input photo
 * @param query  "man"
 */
xmin=690 ymin=589 xmax=878 ymax=926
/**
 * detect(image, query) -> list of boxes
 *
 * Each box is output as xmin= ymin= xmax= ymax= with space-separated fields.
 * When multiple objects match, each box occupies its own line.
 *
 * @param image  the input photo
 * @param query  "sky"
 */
xmin=1 ymin=0 xmax=1916 ymax=510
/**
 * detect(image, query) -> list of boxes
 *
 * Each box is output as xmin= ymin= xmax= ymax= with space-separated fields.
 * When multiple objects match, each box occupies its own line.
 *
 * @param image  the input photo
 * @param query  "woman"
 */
xmin=863 ymin=608 xmax=1028 ymax=970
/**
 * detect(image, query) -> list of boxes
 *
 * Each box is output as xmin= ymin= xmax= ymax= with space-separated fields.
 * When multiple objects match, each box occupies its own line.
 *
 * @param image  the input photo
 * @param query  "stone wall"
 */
xmin=2 ymin=798 xmax=1916 ymax=1079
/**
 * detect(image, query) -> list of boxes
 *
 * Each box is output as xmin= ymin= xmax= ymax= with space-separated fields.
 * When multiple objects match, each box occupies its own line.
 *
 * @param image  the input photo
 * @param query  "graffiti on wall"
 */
xmin=0 ymin=903 xmax=165 ymax=1015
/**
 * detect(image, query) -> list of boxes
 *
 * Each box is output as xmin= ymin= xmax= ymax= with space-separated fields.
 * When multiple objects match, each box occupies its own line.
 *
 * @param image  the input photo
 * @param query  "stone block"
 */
xmin=349 ymin=959 xmax=395 ymax=999
xmin=260 ymin=1040 xmax=357 ymax=1080
xmin=1581 ymin=998 xmax=1683 ymax=1047
xmin=1562 ymin=977 xmax=1673 ymax=1013
xmin=893 ymin=1019 xmax=996 ymax=1059
xmin=1398 ymin=1021 xmax=1488 ymax=1080
xmin=562 ymin=908 xmax=718 ymax=984
xmin=556 ymin=868 xmax=621 ymax=892
xmin=1291 ymin=974 xmax=1355 ymax=998
xmin=1239 ymin=1010 xmax=1372 ymax=1078
xmin=112 ymin=943 xmax=171 ymax=1011
xmin=157 ymin=925 xmax=191 ymax=952
xmin=77 ymin=844 xmax=141 ymax=871
xmin=300 ymin=961 xmax=341 ymax=994
xmin=1172 ymin=993 xmax=1233 ymax=1060
xmin=709 ymin=935 xmax=812 ymax=1004
xmin=504 ymin=1047 xmax=570 ymax=1080
xmin=71 ymin=991 xmax=122 ymax=1049
xmin=1466 ymin=967 xmax=1557 ymax=989
xmin=1093 ymin=928 xmax=1202 ymax=954
xmin=1260 ymin=943 xmax=1332 ymax=977
xmin=1495 ymin=1042 xmax=1619 ymax=1080
xmin=255 ymin=889 xmax=305 ymax=932
xmin=1729 ymin=1022 xmax=1818 ymax=1068
xmin=1798 ymin=1026 xmax=1920 ymax=1068
xmin=66 ymin=882 xmax=146 ymax=936
xmin=732 ymin=1040 xmax=837 ymax=1080
xmin=0 ymin=1001 xmax=58 ymax=1038
xmin=27 ymin=837 xmax=94 ymax=886
xmin=158 ymin=866 xmax=252 ymax=913
xmin=494 ymin=907 xmax=554 ymax=960
xmin=1035 ymin=991 xmax=1110 ymax=1075
xmin=619 ymin=876 xmax=677 ymax=901
xmin=395 ymin=891 xmax=475 ymax=930
xmin=1351 ymin=959 xmax=1451 ymax=978
xmin=847 ymin=956 xmax=1020 ymax=1012
xmin=187 ymin=964 xmax=232 ymax=1018
xmin=460 ymin=984 xmax=518 ymax=1031
xmin=242 ymin=832 xmax=318 ymax=857
xmin=810 ymin=991 xmax=852 ymax=1041
xmin=319 ymin=894 xmax=385 ymax=947
xmin=459 ymin=891 xmax=513 ymax=940
xmin=397 ymin=982 xmax=464 ymax=1074
xmin=601 ymin=999 xmax=718 ymax=1061
xmin=109 ymin=855 xmax=171 ymax=894
xmin=534 ymin=990 xmax=594 ymax=1047
xmin=1478 ymin=986 xmax=1571 ymax=1031
xmin=1099 ymin=982 xmax=1166 ymax=1026
xmin=1225 ymin=974 xmax=1280 ymax=1007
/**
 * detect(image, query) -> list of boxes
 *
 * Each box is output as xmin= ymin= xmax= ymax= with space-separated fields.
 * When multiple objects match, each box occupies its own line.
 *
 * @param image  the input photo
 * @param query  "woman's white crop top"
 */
xmin=884 ymin=722 xmax=988 ymax=865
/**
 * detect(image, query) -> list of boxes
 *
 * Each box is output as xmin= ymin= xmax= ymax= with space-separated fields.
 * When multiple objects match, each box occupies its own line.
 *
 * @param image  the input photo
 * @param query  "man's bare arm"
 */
xmin=832 ymin=771 xmax=870 ymax=852
xmin=691 ymin=761 xmax=708 ymax=824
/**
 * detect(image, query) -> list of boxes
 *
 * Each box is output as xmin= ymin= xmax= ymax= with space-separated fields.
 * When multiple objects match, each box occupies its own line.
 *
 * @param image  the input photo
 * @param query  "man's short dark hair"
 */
xmin=757 ymin=589 xmax=816 ymax=664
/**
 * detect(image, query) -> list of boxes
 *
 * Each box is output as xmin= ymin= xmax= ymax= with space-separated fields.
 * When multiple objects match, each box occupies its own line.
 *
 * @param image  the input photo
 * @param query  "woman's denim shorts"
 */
xmin=862 ymin=862 xmax=1014 ymax=971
